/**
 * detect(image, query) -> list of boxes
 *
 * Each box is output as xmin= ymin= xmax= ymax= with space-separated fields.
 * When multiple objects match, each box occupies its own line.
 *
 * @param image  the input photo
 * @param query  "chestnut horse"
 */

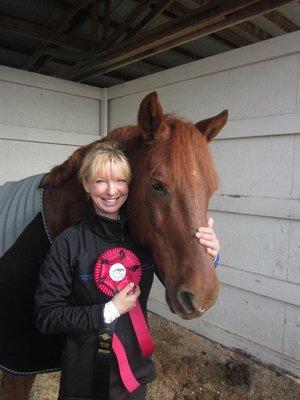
xmin=0 ymin=92 xmax=227 ymax=399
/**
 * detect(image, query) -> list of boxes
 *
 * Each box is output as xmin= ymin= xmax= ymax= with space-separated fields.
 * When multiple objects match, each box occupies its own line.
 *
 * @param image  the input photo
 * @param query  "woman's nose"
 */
xmin=107 ymin=182 xmax=116 ymax=195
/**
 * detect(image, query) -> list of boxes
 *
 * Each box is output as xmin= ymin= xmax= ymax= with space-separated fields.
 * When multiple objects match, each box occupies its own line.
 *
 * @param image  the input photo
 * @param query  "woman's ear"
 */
xmin=82 ymin=177 xmax=90 ymax=194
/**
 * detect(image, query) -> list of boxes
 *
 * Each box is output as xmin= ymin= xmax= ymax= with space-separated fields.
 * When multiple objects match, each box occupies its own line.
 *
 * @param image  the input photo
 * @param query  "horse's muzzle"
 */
xmin=165 ymin=286 xmax=218 ymax=320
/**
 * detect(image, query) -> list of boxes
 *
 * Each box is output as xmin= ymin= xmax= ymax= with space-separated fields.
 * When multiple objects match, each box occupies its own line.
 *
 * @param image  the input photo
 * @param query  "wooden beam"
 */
xmin=24 ymin=0 xmax=91 ymax=70
xmin=213 ymin=29 xmax=253 ymax=46
xmin=165 ymin=0 xmax=251 ymax=48
xmin=124 ymin=0 xmax=175 ymax=40
xmin=60 ymin=0 xmax=284 ymax=80
xmin=42 ymin=0 xmax=74 ymax=11
xmin=58 ymin=0 xmax=294 ymax=81
xmin=0 ymin=12 xmax=91 ymax=52
xmin=237 ymin=20 xmax=272 ymax=40
xmin=0 ymin=39 xmax=33 ymax=56
xmin=44 ymin=47 xmax=85 ymax=61
xmin=172 ymin=46 xmax=203 ymax=60
xmin=264 ymin=9 xmax=299 ymax=32
xmin=91 ymin=0 xmax=101 ymax=44
xmin=102 ymin=0 xmax=112 ymax=42
xmin=101 ymin=1 xmax=152 ymax=50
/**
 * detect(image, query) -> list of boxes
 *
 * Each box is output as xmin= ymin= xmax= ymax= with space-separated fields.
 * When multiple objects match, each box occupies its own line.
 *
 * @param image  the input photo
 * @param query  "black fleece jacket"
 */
xmin=35 ymin=207 xmax=156 ymax=400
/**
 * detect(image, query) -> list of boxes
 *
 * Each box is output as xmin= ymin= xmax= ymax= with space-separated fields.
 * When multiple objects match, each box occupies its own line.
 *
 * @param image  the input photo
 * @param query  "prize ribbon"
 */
xmin=94 ymin=247 xmax=155 ymax=393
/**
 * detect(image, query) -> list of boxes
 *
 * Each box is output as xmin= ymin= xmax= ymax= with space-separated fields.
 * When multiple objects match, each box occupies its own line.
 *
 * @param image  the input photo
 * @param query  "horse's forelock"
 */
xmin=142 ymin=115 xmax=219 ymax=193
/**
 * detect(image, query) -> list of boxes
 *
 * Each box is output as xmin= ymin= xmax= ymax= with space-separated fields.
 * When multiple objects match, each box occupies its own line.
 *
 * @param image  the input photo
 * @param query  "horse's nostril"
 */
xmin=177 ymin=289 xmax=195 ymax=314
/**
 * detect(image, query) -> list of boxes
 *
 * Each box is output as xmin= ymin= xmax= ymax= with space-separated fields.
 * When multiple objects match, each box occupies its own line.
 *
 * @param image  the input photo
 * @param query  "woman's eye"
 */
xmin=150 ymin=179 xmax=168 ymax=195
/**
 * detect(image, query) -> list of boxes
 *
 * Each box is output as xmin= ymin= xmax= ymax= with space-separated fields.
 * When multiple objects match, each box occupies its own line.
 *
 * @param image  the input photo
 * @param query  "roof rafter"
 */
xmin=237 ymin=20 xmax=272 ymax=40
xmin=264 ymin=9 xmax=299 ymax=31
xmin=0 ymin=12 xmax=91 ymax=52
xmin=101 ymin=0 xmax=153 ymax=50
xmin=59 ymin=0 xmax=293 ymax=81
xmin=124 ymin=0 xmax=175 ymax=40
xmin=23 ymin=0 xmax=91 ymax=71
xmin=167 ymin=0 xmax=252 ymax=47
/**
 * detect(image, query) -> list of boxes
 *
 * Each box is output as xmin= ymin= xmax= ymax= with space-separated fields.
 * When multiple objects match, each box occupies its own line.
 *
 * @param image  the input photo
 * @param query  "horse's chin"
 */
xmin=165 ymin=289 xmax=204 ymax=320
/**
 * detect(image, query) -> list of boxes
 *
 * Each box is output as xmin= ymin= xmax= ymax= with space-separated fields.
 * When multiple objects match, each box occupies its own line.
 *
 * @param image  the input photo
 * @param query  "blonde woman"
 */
xmin=35 ymin=142 xmax=220 ymax=400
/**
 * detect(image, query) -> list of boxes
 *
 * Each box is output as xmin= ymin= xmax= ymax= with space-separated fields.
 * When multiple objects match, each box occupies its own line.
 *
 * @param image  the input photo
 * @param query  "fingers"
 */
xmin=207 ymin=217 xmax=214 ymax=229
xmin=197 ymin=232 xmax=215 ymax=240
xmin=206 ymin=247 xmax=217 ymax=257
xmin=112 ymin=284 xmax=141 ymax=316
xmin=120 ymin=282 xmax=135 ymax=295
xmin=196 ymin=227 xmax=214 ymax=235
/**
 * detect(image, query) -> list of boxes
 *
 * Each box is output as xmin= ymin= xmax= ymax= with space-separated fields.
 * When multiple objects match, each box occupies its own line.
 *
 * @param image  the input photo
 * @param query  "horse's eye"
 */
xmin=150 ymin=179 xmax=168 ymax=195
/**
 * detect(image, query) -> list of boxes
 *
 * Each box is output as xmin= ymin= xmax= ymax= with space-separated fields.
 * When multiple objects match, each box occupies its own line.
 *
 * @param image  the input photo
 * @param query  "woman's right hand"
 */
xmin=112 ymin=283 xmax=141 ymax=315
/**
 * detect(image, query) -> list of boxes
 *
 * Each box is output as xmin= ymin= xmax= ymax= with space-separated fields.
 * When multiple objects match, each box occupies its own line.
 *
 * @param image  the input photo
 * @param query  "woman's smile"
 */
xmin=83 ymin=164 xmax=129 ymax=219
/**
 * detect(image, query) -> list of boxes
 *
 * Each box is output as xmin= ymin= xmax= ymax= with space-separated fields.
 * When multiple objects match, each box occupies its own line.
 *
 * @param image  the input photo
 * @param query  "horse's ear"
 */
xmin=195 ymin=110 xmax=228 ymax=142
xmin=138 ymin=91 xmax=164 ymax=141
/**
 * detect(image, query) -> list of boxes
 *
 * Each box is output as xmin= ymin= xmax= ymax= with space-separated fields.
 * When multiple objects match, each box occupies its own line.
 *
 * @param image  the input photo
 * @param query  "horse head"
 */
xmin=110 ymin=92 xmax=227 ymax=319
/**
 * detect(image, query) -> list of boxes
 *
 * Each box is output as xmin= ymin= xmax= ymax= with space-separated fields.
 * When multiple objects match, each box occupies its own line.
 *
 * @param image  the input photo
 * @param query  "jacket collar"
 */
xmin=84 ymin=203 xmax=127 ymax=243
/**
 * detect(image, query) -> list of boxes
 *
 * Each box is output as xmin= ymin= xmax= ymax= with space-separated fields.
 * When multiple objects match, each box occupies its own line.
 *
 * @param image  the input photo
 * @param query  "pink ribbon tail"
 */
xmin=112 ymin=333 xmax=140 ymax=393
xmin=129 ymin=302 xmax=155 ymax=357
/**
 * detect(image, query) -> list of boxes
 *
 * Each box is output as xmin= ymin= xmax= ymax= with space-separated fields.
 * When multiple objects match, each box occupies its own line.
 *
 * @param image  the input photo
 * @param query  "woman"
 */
xmin=35 ymin=142 xmax=220 ymax=400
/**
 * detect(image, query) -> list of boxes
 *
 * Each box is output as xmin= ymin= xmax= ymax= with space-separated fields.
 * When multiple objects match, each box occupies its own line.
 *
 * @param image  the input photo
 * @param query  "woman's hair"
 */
xmin=78 ymin=141 xmax=131 ymax=183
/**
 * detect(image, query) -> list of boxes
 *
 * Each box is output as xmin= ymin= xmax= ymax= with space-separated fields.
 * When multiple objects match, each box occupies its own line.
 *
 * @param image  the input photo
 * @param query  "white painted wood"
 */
xmin=0 ymin=65 xmax=102 ymax=100
xmin=0 ymin=80 xmax=101 ymax=135
xmin=106 ymin=34 xmax=300 ymax=375
xmin=148 ymin=300 xmax=300 ymax=376
xmin=211 ymin=135 xmax=294 ymax=199
xmin=297 ymin=54 xmax=300 ymax=113
xmin=108 ymin=31 xmax=300 ymax=100
xmin=109 ymin=55 xmax=299 ymax=129
xmin=292 ymin=134 xmax=300 ymax=199
xmin=0 ymin=139 xmax=78 ymax=184
xmin=288 ymin=221 xmax=300 ymax=284
xmin=283 ymin=304 xmax=300 ymax=361
xmin=100 ymin=88 xmax=108 ymax=137
xmin=219 ymin=112 xmax=300 ymax=140
xmin=149 ymin=279 xmax=285 ymax=353
xmin=0 ymin=124 xmax=99 ymax=146
xmin=217 ymin=266 xmax=300 ymax=306
xmin=209 ymin=195 xmax=300 ymax=220
xmin=210 ymin=212 xmax=290 ymax=280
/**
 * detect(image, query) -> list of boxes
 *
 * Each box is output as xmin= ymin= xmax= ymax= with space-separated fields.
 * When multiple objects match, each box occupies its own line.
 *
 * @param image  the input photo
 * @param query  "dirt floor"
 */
xmin=16 ymin=312 xmax=300 ymax=400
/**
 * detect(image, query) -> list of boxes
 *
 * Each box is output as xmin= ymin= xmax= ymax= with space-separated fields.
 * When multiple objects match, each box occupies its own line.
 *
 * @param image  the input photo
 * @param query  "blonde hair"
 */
xmin=78 ymin=141 xmax=131 ymax=183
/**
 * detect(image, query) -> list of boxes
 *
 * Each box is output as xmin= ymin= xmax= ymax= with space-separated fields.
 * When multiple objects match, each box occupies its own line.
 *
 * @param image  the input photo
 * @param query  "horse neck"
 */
xmin=43 ymin=175 xmax=88 ymax=238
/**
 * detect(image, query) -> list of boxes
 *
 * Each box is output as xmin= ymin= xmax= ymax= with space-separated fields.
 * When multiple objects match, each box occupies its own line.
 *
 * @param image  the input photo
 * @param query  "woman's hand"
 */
xmin=195 ymin=217 xmax=220 ymax=259
xmin=111 ymin=283 xmax=140 ymax=316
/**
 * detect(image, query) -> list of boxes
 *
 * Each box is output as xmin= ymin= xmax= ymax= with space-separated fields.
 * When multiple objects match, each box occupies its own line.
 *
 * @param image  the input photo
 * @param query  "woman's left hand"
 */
xmin=195 ymin=217 xmax=220 ymax=258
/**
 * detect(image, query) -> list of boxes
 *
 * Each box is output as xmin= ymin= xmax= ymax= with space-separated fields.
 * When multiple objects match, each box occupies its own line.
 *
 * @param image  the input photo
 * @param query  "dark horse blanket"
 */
xmin=0 ymin=174 xmax=63 ymax=374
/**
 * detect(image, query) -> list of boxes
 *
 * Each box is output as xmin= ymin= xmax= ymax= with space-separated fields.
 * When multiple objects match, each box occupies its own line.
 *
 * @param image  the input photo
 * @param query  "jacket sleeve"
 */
xmin=35 ymin=232 xmax=106 ymax=334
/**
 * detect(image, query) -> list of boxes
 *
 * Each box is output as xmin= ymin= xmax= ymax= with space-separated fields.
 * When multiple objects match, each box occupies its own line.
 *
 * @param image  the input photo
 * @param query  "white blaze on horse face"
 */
xmin=83 ymin=164 xmax=129 ymax=220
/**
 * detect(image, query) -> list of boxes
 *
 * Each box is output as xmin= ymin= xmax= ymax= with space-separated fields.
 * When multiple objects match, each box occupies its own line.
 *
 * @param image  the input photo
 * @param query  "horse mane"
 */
xmin=40 ymin=116 xmax=218 ymax=194
xmin=40 ymin=140 xmax=102 ymax=188
xmin=40 ymin=126 xmax=138 ymax=188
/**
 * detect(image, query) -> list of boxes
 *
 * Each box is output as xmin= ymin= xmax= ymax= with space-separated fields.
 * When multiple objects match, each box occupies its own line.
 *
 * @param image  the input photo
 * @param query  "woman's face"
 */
xmin=83 ymin=163 xmax=129 ymax=219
